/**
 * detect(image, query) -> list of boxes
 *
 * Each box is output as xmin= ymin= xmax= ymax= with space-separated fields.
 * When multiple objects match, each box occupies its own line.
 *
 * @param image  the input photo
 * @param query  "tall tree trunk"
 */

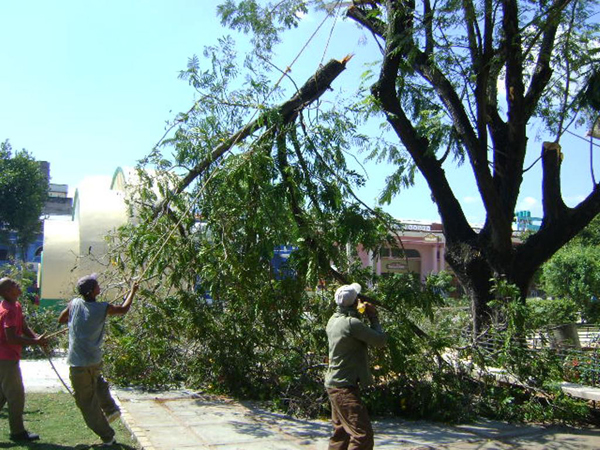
xmin=445 ymin=241 xmax=495 ymax=335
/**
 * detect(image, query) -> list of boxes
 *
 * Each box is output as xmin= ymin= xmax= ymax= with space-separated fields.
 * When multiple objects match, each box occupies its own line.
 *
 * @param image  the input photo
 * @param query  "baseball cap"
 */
xmin=334 ymin=283 xmax=362 ymax=307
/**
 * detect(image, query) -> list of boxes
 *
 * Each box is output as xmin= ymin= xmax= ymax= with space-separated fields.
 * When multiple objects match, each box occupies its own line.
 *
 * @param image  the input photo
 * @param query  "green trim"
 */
xmin=71 ymin=189 xmax=79 ymax=221
xmin=110 ymin=167 xmax=126 ymax=191
xmin=39 ymin=298 xmax=66 ymax=311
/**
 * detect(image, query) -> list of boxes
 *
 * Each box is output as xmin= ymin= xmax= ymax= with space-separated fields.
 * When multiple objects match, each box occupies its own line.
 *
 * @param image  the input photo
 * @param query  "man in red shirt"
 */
xmin=0 ymin=277 xmax=47 ymax=441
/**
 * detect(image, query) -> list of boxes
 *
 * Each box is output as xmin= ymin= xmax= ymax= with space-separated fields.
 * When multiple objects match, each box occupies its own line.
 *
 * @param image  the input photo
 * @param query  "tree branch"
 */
xmin=523 ymin=0 xmax=571 ymax=119
xmin=406 ymin=27 xmax=505 ymax=235
xmin=153 ymin=57 xmax=351 ymax=216
xmin=423 ymin=0 xmax=434 ymax=56
xmin=462 ymin=0 xmax=481 ymax=65
xmin=371 ymin=1 xmax=475 ymax=244
xmin=502 ymin=0 xmax=525 ymax=120
xmin=541 ymin=142 xmax=568 ymax=220
xmin=514 ymin=180 xmax=600 ymax=288
xmin=346 ymin=5 xmax=385 ymax=38
xmin=275 ymin=128 xmax=361 ymax=297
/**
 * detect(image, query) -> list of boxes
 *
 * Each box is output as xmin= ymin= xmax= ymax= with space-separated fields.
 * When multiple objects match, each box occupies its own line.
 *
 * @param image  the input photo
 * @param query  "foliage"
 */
xmin=454 ymin=278 xmax=591 ymax=424
xmin=101 ymin=7 xmax=595 ymax=425
xmin=212 ymin=0 xmax=600 ymax=336
xmin=567 ymin=214 xmax=600 ymax=247
xmin=526 ymin=297 xmax=579 ymax=329
xmin=563 ymin=350 xmax=600 ymax=386
xmin=217 ymin=0 xmax=309 ymax=60
xmin=106 ymin=240 xmax=591 ymax=424
xmin=0 ymin=392 xmax=137 ymax=449
xmin=0 ymin=140 xmax=47 ymax=250
xmin=541 ymin=215 xmax=600 ymax=323
xmin=103 ymin=35 xmax=393 ymax=404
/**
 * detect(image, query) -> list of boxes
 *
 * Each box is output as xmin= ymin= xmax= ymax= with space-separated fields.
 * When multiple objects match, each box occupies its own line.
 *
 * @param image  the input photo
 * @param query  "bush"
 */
xmin=541 ymin=244 xmax=600 ymax=323
xmin=526 ymin=297 xmax=579 ymax=329
xmin=563 ymin=351 xmax=600 ymax=385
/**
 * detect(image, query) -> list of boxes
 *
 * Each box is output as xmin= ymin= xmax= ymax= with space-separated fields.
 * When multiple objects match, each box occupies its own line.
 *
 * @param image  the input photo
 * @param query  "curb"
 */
xmin=113 ymin=391 xmax=157 ymax=450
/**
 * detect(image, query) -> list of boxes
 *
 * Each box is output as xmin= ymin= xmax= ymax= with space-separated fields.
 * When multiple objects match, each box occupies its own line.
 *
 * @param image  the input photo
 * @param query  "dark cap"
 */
xmin=77 ymin=273 xmax=98 ymax=296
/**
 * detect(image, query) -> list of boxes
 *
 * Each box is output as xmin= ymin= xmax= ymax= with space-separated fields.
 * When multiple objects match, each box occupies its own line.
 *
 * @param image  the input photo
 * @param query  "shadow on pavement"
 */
xmin=0 ymin=443 xmax=136 ymax=450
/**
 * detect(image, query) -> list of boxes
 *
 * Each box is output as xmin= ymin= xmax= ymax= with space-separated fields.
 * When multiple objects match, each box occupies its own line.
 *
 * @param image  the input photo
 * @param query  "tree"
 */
xmin=541 ymin=216 xmax=600 ymax=322
xmin=0 ymin=140 xmax=48 ymax=251
xmin=103 ymin=38 xmax=400 ymax=398
xmin=100 ymin=4 xmax=595 ymax=421
xmin=217 ymin=0 xmax=600 ymax=332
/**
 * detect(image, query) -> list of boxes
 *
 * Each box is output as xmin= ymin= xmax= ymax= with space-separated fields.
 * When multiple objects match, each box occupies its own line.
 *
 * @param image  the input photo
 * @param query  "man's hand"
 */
xmin=362 ymin=302 xmax=378 ymax=320
xmin=35 ymin=333 xmax=48 ymax=348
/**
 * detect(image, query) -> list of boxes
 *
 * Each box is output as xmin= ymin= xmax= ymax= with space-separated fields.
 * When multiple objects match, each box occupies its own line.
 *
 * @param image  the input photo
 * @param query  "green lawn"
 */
xmin=0 ymin=392 xmax=138 ymax=449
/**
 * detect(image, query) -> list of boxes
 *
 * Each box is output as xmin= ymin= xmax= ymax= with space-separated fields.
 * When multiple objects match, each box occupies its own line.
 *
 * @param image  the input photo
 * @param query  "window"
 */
xmin=405 ymin=249 xmax=421 ymax=258
xmin=379 ymin=248 xmax=390 ymax=258
xmin=391 ymin=248 xmax=403 ymax=258
xmin=384 ymin=248 xmax=421 ymax=259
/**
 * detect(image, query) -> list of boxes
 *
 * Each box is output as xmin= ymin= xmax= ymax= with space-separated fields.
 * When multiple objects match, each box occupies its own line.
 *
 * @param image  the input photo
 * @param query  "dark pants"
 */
xmin=70 ymin=364 xmax=118 ymax=442
xmin=327 ymin=386 xmax=374 ymax=450
xmin=0 ymin=360 xmax=26 ymax=435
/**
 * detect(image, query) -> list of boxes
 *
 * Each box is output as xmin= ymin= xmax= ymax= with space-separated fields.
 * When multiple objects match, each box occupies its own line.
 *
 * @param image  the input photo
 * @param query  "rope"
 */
xmin=45 ymin=327 xmax=68 ymax=340
xmin=590 ymin=115 xmax=599 ymax=186
xmin=320 ymin=0 xmax=342 ymax=66
xmin=43 ymin=347 xmax=73 ymax=396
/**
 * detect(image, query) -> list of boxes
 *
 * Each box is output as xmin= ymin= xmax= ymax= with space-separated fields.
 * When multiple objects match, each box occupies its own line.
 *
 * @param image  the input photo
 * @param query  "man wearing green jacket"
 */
xmin=325 ymin=283 xmax=387 ymax=450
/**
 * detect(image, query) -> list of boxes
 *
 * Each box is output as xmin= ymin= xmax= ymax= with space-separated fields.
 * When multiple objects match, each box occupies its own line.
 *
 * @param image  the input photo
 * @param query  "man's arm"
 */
xmin=22 ymin=319 xmax=37 ymax=339
xmin=107 ymin=283 xmax=139 ymax=316
xmin=349 ymin=303 xmax=387 ymax=348
xmin=58 ymin=306 xmax=69 ymax=324
xmin=5 ymin=326 xmax=47 ymax=347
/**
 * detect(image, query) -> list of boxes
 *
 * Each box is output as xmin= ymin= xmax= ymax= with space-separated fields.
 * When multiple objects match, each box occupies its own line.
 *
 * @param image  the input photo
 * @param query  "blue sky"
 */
xmin=0 ymin=1 xmax=596 ymax=225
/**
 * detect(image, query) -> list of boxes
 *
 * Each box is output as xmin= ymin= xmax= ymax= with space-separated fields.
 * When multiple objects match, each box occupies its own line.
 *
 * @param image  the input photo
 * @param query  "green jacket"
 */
xmin=324 ymin=305 xmax=387 ymax=388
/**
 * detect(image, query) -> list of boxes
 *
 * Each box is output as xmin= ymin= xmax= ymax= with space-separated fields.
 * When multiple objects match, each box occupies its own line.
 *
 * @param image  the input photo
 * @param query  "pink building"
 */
xmin=357 ymin=220 xmax=446 ymax=281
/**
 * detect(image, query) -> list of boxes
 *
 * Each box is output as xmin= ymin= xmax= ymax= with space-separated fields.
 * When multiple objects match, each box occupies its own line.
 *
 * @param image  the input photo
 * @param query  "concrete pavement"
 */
xmin=20 ymin=357 xmax=600 ymax=449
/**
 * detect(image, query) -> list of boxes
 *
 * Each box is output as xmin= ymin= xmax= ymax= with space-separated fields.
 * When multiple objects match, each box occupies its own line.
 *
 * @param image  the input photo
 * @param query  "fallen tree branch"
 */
xmin=153 ymin=56 xmax=352 ymax=217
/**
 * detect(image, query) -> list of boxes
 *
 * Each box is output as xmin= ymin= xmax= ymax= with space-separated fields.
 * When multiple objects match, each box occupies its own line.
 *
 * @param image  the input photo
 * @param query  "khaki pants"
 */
xmin=0 ymin=359 xmax=26 ymax=435
xmin=327 ymin=386 xmax=374 ymax=450
xmin=70 ymin=364 xmax=118 ymax=442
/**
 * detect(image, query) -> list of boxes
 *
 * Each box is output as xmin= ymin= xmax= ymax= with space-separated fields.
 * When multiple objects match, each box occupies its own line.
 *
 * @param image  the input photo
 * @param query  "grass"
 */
xmin=0 ymin=392 xmax=138 ymax=449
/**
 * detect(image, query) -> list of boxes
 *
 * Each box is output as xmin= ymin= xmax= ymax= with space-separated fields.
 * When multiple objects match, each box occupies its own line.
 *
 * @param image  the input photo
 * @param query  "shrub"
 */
xmin=526 ymin=297 xmax=579 ymax=329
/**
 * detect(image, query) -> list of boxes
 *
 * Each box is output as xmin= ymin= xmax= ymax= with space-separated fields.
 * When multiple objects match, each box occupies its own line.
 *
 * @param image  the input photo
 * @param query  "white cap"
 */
xmin=334 ymin=283 xmax=362 ymax=307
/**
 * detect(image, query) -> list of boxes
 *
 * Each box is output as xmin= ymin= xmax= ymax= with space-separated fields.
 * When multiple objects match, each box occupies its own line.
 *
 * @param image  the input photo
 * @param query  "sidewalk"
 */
xmin=21 ymin=358 xmax=600 ymax=449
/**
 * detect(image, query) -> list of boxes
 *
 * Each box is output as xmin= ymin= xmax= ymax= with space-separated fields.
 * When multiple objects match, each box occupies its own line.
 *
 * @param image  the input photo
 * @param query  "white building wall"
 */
xmin=40 ymin=170 xmax=130 ymax=306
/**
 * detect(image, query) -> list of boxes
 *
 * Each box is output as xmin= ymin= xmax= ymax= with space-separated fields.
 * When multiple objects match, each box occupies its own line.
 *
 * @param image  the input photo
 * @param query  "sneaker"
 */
xmin=100 ymin=437 xmax=116 ymax=447
xmin=10 ymin=431 xmax=40 ymax=441
xmin=106 ymin=410 xmax=121 ymax=423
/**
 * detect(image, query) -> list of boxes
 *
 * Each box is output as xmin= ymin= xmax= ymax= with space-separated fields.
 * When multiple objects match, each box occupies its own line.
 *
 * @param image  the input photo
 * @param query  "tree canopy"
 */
xmin=541 ymin=216 xmax=600 ymax=322
xmin=216 ymin=0 xmax=600 ymax=330
xmin=0 ymin=140 xmax=47 ymax=250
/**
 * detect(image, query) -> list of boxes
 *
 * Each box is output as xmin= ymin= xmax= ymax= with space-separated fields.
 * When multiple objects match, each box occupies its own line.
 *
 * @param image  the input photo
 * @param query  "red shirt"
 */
xmin=0 ymin=300 xmax=24 ymax=360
